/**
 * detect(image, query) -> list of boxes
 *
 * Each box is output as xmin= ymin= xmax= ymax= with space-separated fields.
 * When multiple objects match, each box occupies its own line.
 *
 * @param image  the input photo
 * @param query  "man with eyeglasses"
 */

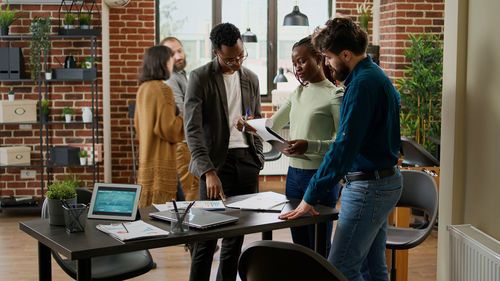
xmin=184 ymin=23 xmax=264 ymax=281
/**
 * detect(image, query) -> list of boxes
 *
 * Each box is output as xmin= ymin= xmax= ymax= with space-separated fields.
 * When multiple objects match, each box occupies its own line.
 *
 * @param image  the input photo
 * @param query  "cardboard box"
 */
xmin=0 ymin=100 xmax=37 ymax=123
xmin=0 ymin=146 xmax=31 ymax=165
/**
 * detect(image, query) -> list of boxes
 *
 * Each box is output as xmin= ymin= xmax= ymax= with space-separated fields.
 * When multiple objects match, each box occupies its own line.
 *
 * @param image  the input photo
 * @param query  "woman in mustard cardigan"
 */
xmin=135 ymin=45 xmax=185 ymax=207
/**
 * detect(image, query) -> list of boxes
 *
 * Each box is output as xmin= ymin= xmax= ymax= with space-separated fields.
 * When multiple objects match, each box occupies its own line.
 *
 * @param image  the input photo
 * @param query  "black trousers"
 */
xmin=189 ymin=148 xmax=260 ymax=281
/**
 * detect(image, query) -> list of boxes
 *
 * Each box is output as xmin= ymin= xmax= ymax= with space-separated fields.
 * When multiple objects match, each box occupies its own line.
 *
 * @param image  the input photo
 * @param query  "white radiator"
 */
xmin=449 ymin=224 xmax=500 ymax=281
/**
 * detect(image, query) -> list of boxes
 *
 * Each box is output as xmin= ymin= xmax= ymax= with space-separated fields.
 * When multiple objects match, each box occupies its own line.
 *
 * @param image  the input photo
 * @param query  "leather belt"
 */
xmin=345 ymin=167 xmax=396 ymax=182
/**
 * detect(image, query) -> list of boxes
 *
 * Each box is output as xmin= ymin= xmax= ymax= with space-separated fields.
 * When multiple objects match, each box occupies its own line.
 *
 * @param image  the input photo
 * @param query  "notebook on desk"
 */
xmin=149 ymin=208 xmax=239 ymax=229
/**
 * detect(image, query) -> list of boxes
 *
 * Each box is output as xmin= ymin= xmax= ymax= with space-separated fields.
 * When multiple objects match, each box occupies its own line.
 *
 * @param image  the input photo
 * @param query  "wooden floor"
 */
xmin=0 ymin=208 xmax=437 ymax=281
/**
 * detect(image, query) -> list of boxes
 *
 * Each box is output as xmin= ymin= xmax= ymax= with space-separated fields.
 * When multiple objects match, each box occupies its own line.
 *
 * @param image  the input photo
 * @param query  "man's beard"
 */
xmin=174 ymin=59 xmax=186 ymax=72
xmin=332 ymin=60 xmax=350 ymax=82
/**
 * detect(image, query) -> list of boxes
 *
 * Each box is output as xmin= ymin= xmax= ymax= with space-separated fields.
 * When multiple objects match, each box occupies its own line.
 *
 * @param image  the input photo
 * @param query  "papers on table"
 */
xmin=226 ymin=191 xmax=289 ymax=212
xmin=153 ymin=200 xmax=226 ymax=212
xmin=96 ymin=220 xmax=169 ymax=241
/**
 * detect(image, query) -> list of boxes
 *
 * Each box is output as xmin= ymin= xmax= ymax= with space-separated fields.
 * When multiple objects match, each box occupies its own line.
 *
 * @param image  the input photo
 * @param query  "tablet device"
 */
xmin=149 ymin=208 xmax=239 ymax=229
xmin=87 ymin=183 xmax=142 ymax=221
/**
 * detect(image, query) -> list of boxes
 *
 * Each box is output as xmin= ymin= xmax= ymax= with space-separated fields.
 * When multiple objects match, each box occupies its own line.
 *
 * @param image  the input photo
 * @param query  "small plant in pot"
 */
xmin=41 ymin=99 xmax=49 ymax=122
xmin=79 ymin=13 xmax=90 ymax=29
xmin=45 ymin=179 xmax=77 ymax=225
xmin=64 ymin=13 xmax=75 ymax=29
xmin=44 ymin=66 xmax=52 ymax=80
xmin=29 ymin=16 xmax=51 ymax=81
xmin=63 ymin=107 xmax=73 ymax=122
xmin=78 ymin=149 xmax=88 ymax=165
xmin=0 ymin=2 xmax=21 ymax=36
xmin=7 ymin=88 xmax=14 ymax=101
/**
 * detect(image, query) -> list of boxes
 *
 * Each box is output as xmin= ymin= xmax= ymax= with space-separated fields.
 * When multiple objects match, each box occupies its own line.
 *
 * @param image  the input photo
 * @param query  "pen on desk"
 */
xmin=172 ymin=200 xmax=182 ymax=223
xmin=121 ymin=223 xmax=129 ymax=233
xmin=242 ymin=107 xmax=249 ymax=133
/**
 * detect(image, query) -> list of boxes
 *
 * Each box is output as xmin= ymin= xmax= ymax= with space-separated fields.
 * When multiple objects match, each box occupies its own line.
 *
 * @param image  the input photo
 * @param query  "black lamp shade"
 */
xmin=283 ymin=5 xmax=309 ymax=26
xmin=273 ymin=67 xmax=288 ymax=83
xmin=242 ymin=27 xmax=258 ymax=43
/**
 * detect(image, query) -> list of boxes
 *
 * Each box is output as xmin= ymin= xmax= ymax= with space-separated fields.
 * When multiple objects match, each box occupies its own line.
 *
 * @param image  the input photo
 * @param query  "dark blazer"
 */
xmin=184 ymin=58 xmax=264 ymax=178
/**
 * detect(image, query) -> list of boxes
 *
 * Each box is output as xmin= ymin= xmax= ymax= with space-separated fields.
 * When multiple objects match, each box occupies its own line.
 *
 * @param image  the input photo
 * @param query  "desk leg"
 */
xmin=76 ymin=258 xmax=91 ymax=281
xmin=262 ymin=231 xmax=272 ymax=240
xmin=38 ymin=241 xmax=51 ymax=281
xmin=315 ymin=222 xmax=327 ymax=258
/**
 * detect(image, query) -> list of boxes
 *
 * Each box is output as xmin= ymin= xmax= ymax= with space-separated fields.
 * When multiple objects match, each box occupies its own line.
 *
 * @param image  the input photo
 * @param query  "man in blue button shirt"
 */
xmin=280 ymin=17 xmax=402 ymax=281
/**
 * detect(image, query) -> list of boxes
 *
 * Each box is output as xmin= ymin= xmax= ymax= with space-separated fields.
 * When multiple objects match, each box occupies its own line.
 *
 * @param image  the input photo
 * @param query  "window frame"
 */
xmin=155 ymin=0 xmax=333 ymax=102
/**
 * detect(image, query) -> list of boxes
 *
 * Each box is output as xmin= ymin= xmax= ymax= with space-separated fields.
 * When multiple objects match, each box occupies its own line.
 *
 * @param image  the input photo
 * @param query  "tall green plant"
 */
xmin=29 ymin=16 xmax=51 ymax=81
xmin=397 ymin=34 xmax=443 ymax=154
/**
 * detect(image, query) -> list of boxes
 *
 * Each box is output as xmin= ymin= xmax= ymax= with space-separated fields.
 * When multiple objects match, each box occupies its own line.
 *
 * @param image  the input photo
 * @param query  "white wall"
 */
xmin=438 ymin=0 xmax=500 ymax=280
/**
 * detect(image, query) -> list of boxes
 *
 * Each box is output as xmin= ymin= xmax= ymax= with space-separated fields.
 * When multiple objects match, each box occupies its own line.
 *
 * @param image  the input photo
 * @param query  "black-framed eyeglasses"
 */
xmin=216 ymin=47 xmax=248 ymax=66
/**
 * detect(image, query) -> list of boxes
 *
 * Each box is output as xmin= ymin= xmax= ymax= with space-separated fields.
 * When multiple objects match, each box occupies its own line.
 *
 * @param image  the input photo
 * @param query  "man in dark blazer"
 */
xmin=184 ymin=23 xmax=264 ymax=281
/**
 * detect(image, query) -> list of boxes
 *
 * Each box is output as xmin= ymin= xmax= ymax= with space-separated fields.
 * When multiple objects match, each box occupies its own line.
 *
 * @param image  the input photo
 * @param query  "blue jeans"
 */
xmin=328 ymin=169 xmax=402 ymax=281
xmin=286 ymin=166 xmax=340 ymax=253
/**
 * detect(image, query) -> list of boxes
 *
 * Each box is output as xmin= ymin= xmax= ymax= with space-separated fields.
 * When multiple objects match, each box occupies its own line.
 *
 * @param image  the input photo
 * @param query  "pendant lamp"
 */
xmin=283 ymin=1 xmax=309 ymax=26
xmin=242 ymin=27 xmax=258 ymax=43
xmin=273 ymin=67 xmax=288 ymax=83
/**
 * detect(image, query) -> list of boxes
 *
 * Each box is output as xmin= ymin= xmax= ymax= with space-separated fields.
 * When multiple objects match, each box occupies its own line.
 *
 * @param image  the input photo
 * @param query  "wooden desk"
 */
xmin=20 ymin=195 xmax=338 ymax=281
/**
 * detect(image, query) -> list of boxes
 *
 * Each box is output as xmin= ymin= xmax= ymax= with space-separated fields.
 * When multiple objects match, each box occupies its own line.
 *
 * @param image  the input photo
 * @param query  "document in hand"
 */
xmin=96 ymin=220 xmax=169 ymax=241
xmin=225 ymin=191 xmax=289 ymax=212
xmin=246 ymin=118 xmax=309 ymax=159
xmin=153 ymin=200 xmax=225 ymax=212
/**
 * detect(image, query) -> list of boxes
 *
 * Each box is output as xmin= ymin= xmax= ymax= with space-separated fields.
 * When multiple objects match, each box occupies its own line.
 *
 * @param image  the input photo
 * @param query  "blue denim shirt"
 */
xmin=303 ymin=56 xmax=401 ymax=205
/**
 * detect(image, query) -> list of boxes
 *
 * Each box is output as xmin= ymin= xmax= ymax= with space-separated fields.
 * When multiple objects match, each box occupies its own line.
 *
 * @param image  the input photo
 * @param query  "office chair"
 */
xmin=386 ymin=170 xmax=438 ymax=281
xmin=41 ymin=188 xmax=156 ymax=281
xmin=238 ymin=240 xmax=348 ymax=281
xmin=400 ymin=137 xmax=440 ymax=167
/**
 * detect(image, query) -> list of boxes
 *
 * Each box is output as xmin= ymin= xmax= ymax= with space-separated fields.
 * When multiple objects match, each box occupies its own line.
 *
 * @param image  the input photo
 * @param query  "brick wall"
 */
xmin=108 ymin=0 xmax=155 ymax=184
xmin=0 ymin=2 xmax=103 ymax=197
xmin=1 ymin=0 xmax=444 ymax=198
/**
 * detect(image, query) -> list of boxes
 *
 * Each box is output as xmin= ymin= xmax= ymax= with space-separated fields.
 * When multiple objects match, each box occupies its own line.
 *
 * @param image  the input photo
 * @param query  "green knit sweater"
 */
xmin=271 ymin=79 xmax=343 ymax=169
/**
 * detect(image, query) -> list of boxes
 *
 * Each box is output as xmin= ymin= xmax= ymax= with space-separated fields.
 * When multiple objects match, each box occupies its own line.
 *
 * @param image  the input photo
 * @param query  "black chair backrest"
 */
xmin=401 ymin=137 xmax=439 ymax=167
xmin=238 ymin=240 xmax=348 ymax=281
xmin=75 ymin=187 xmax=92 ymax=204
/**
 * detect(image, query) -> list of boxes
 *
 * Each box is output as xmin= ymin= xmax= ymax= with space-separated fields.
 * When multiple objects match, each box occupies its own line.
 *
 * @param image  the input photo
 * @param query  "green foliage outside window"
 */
xmin=397 ymin=34 xmax=443 ymax=155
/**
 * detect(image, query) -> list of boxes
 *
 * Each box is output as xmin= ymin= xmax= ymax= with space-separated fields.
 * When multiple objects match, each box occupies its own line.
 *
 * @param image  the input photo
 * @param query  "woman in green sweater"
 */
xmin=271 ymin=36 xmax=343 ymax=253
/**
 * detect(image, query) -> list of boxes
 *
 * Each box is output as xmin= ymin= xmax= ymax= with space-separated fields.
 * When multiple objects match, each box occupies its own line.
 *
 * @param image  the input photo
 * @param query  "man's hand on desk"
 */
xmin=278 ymin=200 xmax=318 ymax=220
xmin=205 ymin=170 xmax=226 ymax=201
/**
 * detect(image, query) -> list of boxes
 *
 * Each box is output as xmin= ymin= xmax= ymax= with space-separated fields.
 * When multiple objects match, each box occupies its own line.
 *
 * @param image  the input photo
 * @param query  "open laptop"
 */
xmin=149 ymin=208 xmax=239 ymax=229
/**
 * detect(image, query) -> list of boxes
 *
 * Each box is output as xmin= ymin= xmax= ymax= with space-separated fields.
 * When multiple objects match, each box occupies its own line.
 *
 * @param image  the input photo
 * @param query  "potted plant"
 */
xmin=0 ymin=2 xmax=20 ymax=36
xmin=356 ymin=0 xmax=371 ymax=35
xmin=41 ymin=99 xmax=49 ymax=122
xmin=79 ymin=13 xmax=90 ymax=29
xmin=29 ymin=16 xmax=51 ymax=81
xmin=7 ymin=88 xmax=14 ymax=101
xmin=78 ymin=149 xmax=88 ymax=165
xmin=62 ymin=107 xmax=73 ymax=122
xmin=45 ymin=179 xmax=77 ymax=225
xmin=44 ymin=66 xmax=52 ymax=80
xmin=64 ymin=13 xmax=75 ymax=29
xmin=397 ymin=34 xmax=443 ymax=155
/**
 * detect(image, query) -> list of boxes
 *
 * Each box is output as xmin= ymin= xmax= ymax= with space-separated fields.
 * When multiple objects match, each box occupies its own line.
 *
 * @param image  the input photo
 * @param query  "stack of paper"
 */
xmin=96 ymin=220 xmax=169 ymax=241
xmin=153 ymin=200 xmax=226 ymax=212
xmin=226 ymin=191 xmax=289 ymax=212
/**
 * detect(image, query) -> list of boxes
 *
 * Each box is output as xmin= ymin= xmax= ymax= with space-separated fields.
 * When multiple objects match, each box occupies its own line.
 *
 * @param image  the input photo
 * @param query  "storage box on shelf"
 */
xmin=0 ymin=146 xmax=31 ymax=165
xmin=0 ymin=100 xmax=37 ymax=123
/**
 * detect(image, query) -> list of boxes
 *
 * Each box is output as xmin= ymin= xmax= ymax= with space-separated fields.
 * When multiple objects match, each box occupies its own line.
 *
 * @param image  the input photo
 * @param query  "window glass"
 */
xmin=158 ymin=0 xmax=212 ymax=75
xmin=277 ymin=0 xmax=328 ymax=91
xmin=222 ymin=0 xmax=268 ymax=96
